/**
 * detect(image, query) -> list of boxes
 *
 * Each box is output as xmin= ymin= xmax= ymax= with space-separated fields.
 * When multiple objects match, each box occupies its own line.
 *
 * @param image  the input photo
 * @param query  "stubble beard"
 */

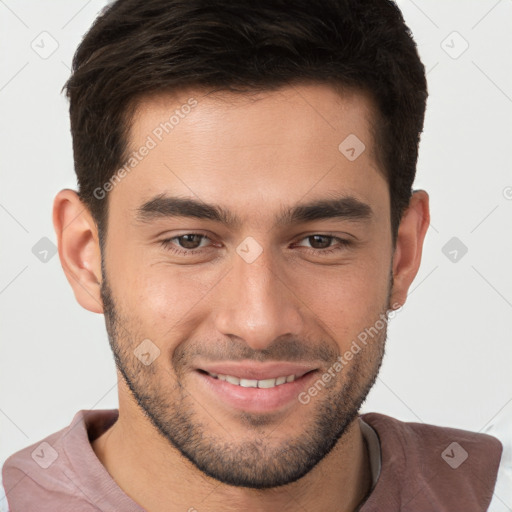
xmin=100 ymin=274 xmax=389 ymax=489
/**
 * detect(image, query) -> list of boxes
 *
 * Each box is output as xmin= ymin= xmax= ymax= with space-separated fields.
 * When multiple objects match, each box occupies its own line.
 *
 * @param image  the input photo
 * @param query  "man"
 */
xmin=2 ymin=0 xmax=503 ymax=510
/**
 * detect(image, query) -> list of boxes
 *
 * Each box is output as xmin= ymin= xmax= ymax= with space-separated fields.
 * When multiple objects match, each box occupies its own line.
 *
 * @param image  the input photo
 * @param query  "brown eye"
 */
xmin=294 ymin=234 xmax=352 ymax=256
xmin=176 ymin=234 xmax=205 ymax=249
xmin=307 ymin=235 xmax=333 ymax=249
xmin=159 ymin=233 xmax=217 ymax=257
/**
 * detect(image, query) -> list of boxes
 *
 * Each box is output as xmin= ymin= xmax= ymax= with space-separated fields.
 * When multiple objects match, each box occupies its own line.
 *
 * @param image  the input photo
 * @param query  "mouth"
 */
xmin=194 ymin=362 xmax=319 ymax=414
xmin=202 ymin=371 xmax=299 ymax=389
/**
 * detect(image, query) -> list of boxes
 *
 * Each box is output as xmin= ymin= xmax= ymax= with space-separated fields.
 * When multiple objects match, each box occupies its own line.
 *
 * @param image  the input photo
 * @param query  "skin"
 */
xmin=53 ymin=84 xmax=429 ymax=512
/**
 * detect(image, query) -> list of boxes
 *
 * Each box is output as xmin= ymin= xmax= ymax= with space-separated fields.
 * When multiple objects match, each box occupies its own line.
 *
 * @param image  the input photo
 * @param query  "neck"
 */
xmin=92 ymin=389 xmax=371 ymax=512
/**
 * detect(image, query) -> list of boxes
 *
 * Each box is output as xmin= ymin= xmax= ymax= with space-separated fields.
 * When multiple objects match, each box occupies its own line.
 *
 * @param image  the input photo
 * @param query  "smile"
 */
xmin=205 ymin=371 xmax=296 ymax=388
xmin=195 ymin=363 xmax=319 ymax=413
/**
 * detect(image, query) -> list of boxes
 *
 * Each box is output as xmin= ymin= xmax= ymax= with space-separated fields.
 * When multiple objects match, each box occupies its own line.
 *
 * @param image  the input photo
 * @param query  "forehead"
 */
xmin=112 ymin=83 xmax=388 ymax=224
xmin=129 ymin=83 xmax=377 ymax=157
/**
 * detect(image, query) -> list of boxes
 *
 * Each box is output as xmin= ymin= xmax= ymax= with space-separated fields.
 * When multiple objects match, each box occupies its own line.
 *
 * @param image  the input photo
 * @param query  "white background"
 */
xmin=1 ymin=0 xmax=511 ymax=509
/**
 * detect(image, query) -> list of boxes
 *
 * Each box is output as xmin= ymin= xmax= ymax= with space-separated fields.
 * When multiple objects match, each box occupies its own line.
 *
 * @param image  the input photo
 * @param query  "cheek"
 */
xmin=114 ymin=261 xmax=224 ymax=339
xmin=288 ymin=254 xmax=391 ymax=349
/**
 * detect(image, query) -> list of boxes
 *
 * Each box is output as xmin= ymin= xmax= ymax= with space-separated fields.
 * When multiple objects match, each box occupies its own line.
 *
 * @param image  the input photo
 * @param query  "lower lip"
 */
xmin=195 ymin=370 xmax=318 ymax=414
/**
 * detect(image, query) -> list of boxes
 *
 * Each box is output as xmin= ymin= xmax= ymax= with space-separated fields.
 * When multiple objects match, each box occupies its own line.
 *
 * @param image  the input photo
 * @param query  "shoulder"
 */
xmin=2 ymin=421 xmax=79 ymax=511
xmin=362 ymin=411 xmax=502 ymax=456
xmin=360 ymin=412 xmax=502 ymax=512
xmin=2 ymin=409 xmax=119 ymax=512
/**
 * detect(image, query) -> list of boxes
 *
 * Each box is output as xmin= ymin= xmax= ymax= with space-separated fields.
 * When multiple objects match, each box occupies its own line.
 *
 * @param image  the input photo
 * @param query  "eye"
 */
xmin=173 ymin=234 xmax=207 ymax=249
xmin=159 ymin=233 xmax=213 ymax=254
xmin=294 ymin=234 xmax=352 ymax=254
xmin=157 ymin=233 xmax=352 ymax=259
xmin=300 ymin=235 xmax=335 ymax=249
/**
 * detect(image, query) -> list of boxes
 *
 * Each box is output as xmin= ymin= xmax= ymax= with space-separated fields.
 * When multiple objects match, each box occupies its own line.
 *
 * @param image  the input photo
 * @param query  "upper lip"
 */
xmin=197 ymin=362 xmax=316 ymax=380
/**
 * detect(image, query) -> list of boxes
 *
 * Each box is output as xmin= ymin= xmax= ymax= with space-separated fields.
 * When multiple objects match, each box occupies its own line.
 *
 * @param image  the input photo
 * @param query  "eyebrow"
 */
xmin=135 ymin=193 xmax=373 ymax=228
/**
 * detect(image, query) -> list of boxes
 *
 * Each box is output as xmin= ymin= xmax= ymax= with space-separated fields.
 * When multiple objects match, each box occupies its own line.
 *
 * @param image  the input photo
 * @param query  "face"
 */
xmin=99 ymin=84 xmax=395 ymax=488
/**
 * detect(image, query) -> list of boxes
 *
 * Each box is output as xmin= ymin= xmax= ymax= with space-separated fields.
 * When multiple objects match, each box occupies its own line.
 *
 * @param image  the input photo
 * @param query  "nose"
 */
xmin=214 ymin=246 xmax=304 ymax=351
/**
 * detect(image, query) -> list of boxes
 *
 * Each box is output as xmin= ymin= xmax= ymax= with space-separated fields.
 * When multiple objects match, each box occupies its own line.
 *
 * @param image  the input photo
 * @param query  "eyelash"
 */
xmin=158 ymin=234 xmax=353 ymax=257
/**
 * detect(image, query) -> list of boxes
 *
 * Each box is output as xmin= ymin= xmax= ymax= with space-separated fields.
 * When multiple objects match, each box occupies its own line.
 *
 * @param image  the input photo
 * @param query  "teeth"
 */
xmin=225 ymin=375 xmax=240 ymax=385
xmin=258 ymin=378 xmax=277 ymax=388
xmin=240 ymin=379 xmax=258 ymax=388
xmin=207 ymin=372 xmax=297 ymax=388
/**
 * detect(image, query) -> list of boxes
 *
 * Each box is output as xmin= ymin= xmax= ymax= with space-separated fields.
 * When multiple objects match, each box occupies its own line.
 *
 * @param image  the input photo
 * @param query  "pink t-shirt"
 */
xmin=2 ymin=409 xmax=502 ymax=511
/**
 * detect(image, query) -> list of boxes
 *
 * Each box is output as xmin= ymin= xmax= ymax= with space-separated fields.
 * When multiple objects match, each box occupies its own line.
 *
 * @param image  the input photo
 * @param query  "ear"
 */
xmin=52 ymin=189 xmax=104 ymax=314
xmin=389 ymin=190 xmax=430 ymax=308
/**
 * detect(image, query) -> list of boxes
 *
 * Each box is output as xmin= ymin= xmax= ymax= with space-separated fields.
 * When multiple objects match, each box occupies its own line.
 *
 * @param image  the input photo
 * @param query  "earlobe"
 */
xmin=390 ymin=190 xmax=430 ymax=308
xmin=52 ymin=189 xmax=104 ymax=314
